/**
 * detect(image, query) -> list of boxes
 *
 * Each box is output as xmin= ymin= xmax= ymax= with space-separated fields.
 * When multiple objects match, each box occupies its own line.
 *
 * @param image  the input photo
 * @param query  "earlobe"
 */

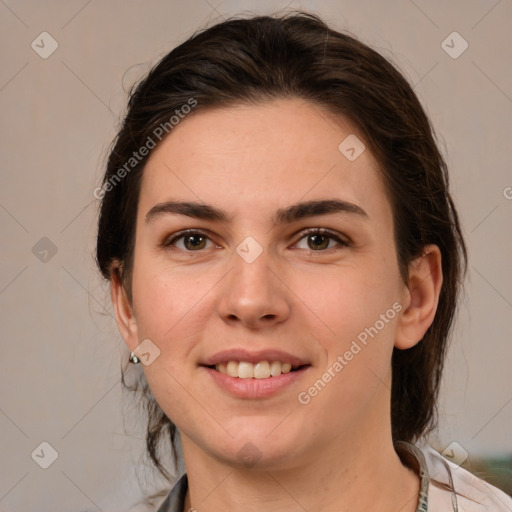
xmin=109 ymin=262 xmax=138 ymax=349
xmin=395 ymin=245 xmax=443 ymax=350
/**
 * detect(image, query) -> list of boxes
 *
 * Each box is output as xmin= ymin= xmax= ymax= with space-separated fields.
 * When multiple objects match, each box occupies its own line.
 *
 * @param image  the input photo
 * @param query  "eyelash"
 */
xmin=162 ymin=228 xmax=350 ymax=252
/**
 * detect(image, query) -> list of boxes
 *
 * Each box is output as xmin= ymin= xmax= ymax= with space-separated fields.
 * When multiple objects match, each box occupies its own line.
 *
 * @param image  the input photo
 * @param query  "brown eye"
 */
xmin=295 ymin=229 xmax=349 ymax=252
xmin=164 ymin=230 xmax=215 ymax=251
xmin=183 ymin=234 xmax=207 ymax=250
xmin=307 ymin=234 xmax=330 ymax=250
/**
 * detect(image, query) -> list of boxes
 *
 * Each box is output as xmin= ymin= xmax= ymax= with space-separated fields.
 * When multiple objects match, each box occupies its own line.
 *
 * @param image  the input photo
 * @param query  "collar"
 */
xmin=395 ymin=440 xmax=431 ymax=512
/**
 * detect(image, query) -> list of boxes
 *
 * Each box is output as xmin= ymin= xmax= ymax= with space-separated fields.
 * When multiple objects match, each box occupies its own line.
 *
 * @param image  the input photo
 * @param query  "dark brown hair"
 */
xmin=96 ymin=10 xmax=467 ymax=495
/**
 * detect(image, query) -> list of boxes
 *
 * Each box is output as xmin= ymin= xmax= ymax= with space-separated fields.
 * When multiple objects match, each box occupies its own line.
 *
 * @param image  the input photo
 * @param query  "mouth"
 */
xmin=199 ymin=351 xmax=312 ymax=399
xmin=199 ymin=348 xmax=312 ymax=398
xmin=203 ymin=360 xmax=309 ymax=379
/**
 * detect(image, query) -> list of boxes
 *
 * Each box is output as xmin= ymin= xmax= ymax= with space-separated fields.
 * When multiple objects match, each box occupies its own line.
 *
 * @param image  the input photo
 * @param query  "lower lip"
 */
xmin=201 ymin=366 xmax=311 ymax=399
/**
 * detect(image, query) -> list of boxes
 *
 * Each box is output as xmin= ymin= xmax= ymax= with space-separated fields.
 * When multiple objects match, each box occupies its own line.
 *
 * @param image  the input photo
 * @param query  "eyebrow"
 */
xmin=145 ymin=199 xmax=368 ymax=225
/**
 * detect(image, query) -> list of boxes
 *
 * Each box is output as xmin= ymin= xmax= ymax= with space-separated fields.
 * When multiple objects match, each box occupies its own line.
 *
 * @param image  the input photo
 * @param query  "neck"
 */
xmin=180 ymin=386 xmax=420 ymax=512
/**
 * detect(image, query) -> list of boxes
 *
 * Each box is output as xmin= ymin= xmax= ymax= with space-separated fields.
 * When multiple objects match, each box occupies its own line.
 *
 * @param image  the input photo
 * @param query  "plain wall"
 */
xmin=1 ymin=1 xmax=511 ymax=510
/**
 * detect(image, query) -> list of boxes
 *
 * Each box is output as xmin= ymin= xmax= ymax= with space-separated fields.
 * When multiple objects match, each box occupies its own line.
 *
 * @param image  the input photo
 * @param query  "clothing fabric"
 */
xmin=156 ymin=442 xmax=512 ymax=512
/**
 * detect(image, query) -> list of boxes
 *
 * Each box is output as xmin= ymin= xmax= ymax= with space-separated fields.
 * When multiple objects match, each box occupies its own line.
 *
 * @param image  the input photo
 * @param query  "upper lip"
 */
xmin=201 ymin=348 xmax=310 ymax=367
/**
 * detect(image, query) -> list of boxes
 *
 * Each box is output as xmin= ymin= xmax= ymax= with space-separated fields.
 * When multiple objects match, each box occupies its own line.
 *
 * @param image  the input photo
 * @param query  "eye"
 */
xmin=294 ymin=228 xmax=349 ymax=251
xmin=163 ymin=230 xmax=216 ymax=251
xmin=162 ymin=228 xmax=349 ymax=253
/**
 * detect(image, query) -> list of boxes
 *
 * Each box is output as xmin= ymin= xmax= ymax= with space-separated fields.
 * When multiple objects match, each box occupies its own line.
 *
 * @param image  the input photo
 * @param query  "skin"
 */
xmin=111 ymin=98 xmax=443 ymax=512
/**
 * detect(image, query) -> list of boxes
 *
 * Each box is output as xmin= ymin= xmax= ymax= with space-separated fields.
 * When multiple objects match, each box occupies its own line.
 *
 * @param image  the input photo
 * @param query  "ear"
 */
xmin=109 ymin=262 xmax=139 ymax=352
xmin=395 ymin=244 xmax=443 ymax=350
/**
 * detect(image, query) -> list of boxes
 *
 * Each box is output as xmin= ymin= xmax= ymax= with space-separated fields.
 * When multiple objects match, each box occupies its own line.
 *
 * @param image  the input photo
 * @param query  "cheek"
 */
xmin=129 ymin=257 xmax=218 ymax=428
xmin=292 ymin=258 xmax=401 ymax=345
xmin=295 ymin=269 xmax=400 ymax=403
xmin=131 ymin=248 xmax=202 ymax=336
xmin=290 ymin=256 xmax=401 ymax=400
xmin=130 ymin=249 xmax=225 ymax=373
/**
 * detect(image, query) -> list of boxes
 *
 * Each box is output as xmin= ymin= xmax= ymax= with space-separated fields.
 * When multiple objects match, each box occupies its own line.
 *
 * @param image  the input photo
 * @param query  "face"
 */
xmin=116 ymin=98 xmax=414 ymax=470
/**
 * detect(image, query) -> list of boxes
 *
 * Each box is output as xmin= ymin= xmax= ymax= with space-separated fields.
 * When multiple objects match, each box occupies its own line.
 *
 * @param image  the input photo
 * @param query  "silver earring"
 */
xmin=129 ymin=351 xmax=140 ymax=364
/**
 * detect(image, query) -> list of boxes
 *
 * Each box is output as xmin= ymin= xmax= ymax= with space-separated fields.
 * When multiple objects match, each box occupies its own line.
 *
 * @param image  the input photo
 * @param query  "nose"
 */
xmin=216 ymin=248 xmax=291 ymax=330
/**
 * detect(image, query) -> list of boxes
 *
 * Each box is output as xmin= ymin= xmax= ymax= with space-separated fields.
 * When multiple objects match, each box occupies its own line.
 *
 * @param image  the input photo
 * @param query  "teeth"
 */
xmin=270 ymin=360 xmax=282 ymax=376
xmin=238 ymin=361 xmax=254 ymax=379
xmin=215 ymin=360 xmax=295 ymax=379
xmin=226 ymin=361 xmax=238 ymax=377
xmin=253 ymin=361 xmax=270 ymax=379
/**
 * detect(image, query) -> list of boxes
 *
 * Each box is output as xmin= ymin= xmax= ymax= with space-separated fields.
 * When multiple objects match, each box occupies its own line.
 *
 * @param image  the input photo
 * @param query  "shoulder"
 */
xmin=419 ymin=444 xmax=512 ymax=511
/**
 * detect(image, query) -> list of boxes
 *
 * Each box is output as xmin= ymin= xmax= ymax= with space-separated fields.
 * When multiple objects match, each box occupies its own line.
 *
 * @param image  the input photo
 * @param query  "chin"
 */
xmin=206 ymin=422 xmax=305 ymax=470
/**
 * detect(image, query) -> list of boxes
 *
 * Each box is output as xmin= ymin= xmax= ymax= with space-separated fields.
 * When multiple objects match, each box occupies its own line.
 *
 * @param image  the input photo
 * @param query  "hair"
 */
xmin=95 ymin=10 xmax=467 ymax=497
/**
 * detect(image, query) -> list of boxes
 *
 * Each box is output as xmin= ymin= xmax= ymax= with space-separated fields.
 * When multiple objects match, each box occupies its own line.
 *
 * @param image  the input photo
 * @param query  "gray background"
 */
xmin=0 ymin=0 xmax=511 ymax=510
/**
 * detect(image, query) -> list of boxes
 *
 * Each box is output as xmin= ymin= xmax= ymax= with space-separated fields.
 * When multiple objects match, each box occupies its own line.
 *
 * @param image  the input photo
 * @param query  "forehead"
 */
xmin=139 ymin=98 xmax=389 ymax=221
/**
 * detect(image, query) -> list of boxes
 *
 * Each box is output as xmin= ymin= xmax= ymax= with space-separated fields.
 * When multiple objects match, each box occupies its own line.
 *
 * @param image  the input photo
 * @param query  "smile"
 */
xmin=202 ymin=363 xmax=311 ymax=399
xmin=213 ymin=360 xmax=298 ymax=379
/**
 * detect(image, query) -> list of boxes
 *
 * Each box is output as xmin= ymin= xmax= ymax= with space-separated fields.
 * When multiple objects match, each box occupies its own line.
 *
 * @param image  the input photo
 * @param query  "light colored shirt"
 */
xmin=156 ymin=442 xmax=512 ymax=511
xmin=418 ymin=443 xmax=512 ymax=511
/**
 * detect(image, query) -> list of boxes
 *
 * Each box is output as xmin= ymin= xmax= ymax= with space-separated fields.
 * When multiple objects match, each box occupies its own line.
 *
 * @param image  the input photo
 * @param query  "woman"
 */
xmin=95 ymin=11 xmax=511 ymax=512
